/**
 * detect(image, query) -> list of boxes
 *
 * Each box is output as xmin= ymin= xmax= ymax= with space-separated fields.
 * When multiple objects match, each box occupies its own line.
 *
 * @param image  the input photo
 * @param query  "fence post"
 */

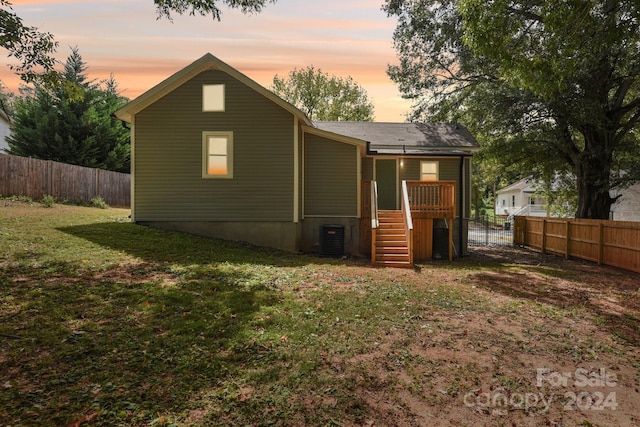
xmin=541 ymin=219 xmax=547 ymax=255
xmin=47 ymin=160 xmax=52 ymax=197
xmin=485 ymin=215 xmax=489 ymax=246
xmin=598 ymin=222 xmax=604 ymax=265
xmin=96 ymin=168 xmax=101 ymax=201
xmin=565 ymin=220 xmax=570 ymax=260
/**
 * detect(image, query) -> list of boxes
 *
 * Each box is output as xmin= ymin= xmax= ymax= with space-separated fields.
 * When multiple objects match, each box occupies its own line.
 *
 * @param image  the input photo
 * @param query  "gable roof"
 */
xmin=302 ymin=125 xmax=368 ymax=154
xmin=115 ymin=53 xmax=480 ymax=158
xmin=496 ymin=178 xmax=537 ymax=194
xmin=114 ymin=53 xmax=313 ymax=125
xmin=314 ymin=122 xmax=480 ymax=155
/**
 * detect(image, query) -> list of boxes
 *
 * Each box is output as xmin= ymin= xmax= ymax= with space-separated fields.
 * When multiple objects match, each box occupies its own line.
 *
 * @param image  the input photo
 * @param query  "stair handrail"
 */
xmin=371 ymin=181 xmax=379 ymax=265
xmin=371 ymin=181 xmax=379 ymax=229
xmin=401 ymin=180 xmax=414 ymax=267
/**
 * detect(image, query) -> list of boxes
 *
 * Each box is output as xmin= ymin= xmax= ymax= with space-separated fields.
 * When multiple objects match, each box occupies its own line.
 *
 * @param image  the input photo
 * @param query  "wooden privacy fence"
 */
xmin=0 ymin=154 xmax=130 ymax=207
xmin=514 ymin=216 xmax=640 ymax=274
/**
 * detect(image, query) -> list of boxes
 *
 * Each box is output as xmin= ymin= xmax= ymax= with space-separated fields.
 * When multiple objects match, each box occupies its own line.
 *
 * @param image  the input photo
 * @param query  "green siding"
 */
xmin=439 ymin=158 xmax=464 ymax=218
xmin=134 ymin=70 xmax=295 ymax=221
xmin=399 ymin=158 xmax=419 ymax=182
xmin=398 ymin=157 xmax=460 ymax=182
xmin=439 ymin=158 xmax=461 ymax=182
xmin=304 ymin=134 xmax=358 ymax=216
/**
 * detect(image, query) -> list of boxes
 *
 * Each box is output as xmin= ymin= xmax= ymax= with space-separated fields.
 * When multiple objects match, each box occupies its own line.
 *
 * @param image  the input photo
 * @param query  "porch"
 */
xmin=361 ymin=180 xmax=457 ymax=267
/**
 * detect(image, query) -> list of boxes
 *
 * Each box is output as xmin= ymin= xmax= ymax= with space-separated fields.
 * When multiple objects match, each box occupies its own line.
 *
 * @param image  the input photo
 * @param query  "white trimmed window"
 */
xmin=420 ymin=161 xmax=439 ymax=182
xmin=202 ymin=84 xmax=225 ymax=112
xmin=203 ymin=131 xmax=233 ymax=178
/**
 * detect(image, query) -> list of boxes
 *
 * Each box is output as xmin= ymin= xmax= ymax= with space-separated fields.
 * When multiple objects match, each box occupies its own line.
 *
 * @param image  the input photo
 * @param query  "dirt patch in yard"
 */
xmin=328 ymin=246 xmax=640 ymax=427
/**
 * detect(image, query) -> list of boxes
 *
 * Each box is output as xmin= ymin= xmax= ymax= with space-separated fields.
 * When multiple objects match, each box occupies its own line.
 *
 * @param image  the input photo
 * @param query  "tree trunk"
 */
xmin=574 ymin=130 xmax=615 ymax=219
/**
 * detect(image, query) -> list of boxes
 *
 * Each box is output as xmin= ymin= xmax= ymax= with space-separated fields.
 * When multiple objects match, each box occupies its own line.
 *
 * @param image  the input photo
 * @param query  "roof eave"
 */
xmin=367 ymin=149 xmax=475 ymax=157
xmin=303 ymin=125 xmax=368 ymax=148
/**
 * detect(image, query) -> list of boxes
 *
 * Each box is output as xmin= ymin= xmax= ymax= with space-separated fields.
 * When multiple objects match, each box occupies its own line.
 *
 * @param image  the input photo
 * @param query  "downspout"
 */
xmin=459 ymin=155 xmax=464 ymax=257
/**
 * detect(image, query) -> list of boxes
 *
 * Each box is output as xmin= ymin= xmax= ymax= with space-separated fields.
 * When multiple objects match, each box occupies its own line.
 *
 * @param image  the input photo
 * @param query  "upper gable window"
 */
xmin=202 ymin=84 xmax=225 ymax=112
xmin=420 ymin=161 xmax=439 ymax=182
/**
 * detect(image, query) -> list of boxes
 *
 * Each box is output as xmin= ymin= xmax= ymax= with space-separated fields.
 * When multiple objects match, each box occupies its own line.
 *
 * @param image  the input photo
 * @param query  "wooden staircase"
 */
xmin=374 ymin=210 xmax=412 ymax=268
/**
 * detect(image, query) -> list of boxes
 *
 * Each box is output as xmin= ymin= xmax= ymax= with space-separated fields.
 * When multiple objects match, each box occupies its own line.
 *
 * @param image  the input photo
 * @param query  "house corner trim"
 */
xmin=293 ymin=116 xmax=300 ymax=223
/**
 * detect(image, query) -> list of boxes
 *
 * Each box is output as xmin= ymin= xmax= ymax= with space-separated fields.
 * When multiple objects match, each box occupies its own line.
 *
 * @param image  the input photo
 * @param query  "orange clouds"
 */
xmin=3 ymin=0 xmax=411 ymax=121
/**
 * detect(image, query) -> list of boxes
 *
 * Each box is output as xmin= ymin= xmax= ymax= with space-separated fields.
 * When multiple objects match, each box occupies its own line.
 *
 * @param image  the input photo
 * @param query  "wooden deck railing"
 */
xmin=401 ymin=181 xmax=414 ymax=267
xmin=405 ymin=181 xmax=456 ymax=219
xmin=370 ymin=181 xmax=379 ymax=265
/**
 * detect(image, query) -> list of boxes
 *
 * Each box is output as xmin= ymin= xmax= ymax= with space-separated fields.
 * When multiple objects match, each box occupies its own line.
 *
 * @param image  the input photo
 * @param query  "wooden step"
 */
xmin=379 ymin=226 xmax=404 ymax=231
xmin=377 ymin=230 xmax=406 ymax=235
xmin=378 ymin=214 xmax=403 ymax=221
xmin=375 ymin=240 xmax=408 ymax=247
xmin=374 ymin=260 xmax=413 ymax=268
xmin=377 ymin=224 xmax=406 ymax=230
xmin=378 ymin=211 xmax=403 ymax=217
xmin=376 ymin=235 xmax=407 ymax=242
xmin=376 ymin=253 xmax=410 ymax=261
xmin=378 ymin=221 xmax=404 ymax=227
xmin=376 ymin=246 xmax=409 ymax=254
xmin=373 ymin=210 xmax=413 ymax=268
xmin=378 ymin=215 xmax=403 ymax=220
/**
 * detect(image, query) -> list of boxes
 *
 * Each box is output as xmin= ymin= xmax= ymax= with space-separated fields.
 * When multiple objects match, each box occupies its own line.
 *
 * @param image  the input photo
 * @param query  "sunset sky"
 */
xmin=3 ymin=0 xmax=413 ymax=121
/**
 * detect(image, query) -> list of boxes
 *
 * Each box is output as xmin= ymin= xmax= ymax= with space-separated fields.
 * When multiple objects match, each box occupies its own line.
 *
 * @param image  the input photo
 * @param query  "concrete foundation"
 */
xmin=139 ymin=221 xmax=302 ymax=253
xmin=138 ymin=218 xmax=362 ymax=255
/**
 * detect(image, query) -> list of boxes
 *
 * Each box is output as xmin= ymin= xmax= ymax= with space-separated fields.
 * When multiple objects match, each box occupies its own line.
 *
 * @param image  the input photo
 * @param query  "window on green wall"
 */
xmin=203 ymin=84 xmax=225 ymax=112
xmin=203 ymin=131 xmax=233 ymax=178
xmin=420 ymin=161 xmax=439 ymax=181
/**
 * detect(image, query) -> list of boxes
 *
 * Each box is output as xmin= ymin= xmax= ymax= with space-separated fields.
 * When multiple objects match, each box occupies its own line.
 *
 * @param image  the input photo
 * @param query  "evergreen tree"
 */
xmin=7 ymin=48 xmax=130 ymax=172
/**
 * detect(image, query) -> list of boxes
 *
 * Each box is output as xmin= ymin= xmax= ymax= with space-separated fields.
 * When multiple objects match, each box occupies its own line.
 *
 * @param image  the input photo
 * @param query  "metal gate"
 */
xmin=468 ymin=215 xmax=513 ymax=246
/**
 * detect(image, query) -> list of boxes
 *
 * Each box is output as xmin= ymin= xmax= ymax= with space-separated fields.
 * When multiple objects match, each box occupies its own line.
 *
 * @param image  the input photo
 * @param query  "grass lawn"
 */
xmin=1 ymin=200 xmax=639 ymax=426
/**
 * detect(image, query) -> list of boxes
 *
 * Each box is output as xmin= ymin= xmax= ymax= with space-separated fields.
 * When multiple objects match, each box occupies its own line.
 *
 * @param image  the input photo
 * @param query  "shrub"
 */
xmin=40 ymin=195 xmax=55 ymax=208
xmin=90 ymin=196 xmax=109 ymax=209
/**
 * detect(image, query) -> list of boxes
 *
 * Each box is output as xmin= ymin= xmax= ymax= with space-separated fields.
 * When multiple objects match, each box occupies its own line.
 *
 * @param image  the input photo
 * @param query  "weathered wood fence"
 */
xmin=0 ymin=154 xmax=130 ymax=207
xmin=514 ymin=216 xmax=640 ymax=274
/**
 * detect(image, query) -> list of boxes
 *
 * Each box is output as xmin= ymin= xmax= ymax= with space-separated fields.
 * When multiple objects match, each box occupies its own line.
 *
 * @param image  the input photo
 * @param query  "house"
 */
xmin=610 ymin=183 xmax=640 ymax=222
xmin=114 ymin=53 xmax=479 ymax=266
xmin=496 ymin=176 xmax=640 ymax=222
xmin=0 ymin=110 xmax=10 ymax=152
xmin=495 ymin=178 xmax=547 ymax=219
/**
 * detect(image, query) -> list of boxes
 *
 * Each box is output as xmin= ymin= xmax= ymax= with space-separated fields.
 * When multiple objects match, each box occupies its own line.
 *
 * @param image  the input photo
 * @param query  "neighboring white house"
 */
xmin=0 ymin=110 xmax=10 ymax=152
xmin=610 ymin=183 xmax=640 ymax=222
xmin=495 ymin=178 xmax=547 ymax=218
xmin=496 ymin=177 xmax=640 ymax=222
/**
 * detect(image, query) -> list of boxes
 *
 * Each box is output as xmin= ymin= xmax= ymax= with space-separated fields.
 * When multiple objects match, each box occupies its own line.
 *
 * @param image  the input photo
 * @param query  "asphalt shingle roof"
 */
xmin=314 ymin=122 xmax=480 ymax=155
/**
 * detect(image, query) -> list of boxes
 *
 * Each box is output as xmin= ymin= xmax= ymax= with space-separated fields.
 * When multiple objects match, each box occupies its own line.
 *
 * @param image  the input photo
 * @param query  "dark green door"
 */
xmin=376 ymin=159 xmax=397 ymax=210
